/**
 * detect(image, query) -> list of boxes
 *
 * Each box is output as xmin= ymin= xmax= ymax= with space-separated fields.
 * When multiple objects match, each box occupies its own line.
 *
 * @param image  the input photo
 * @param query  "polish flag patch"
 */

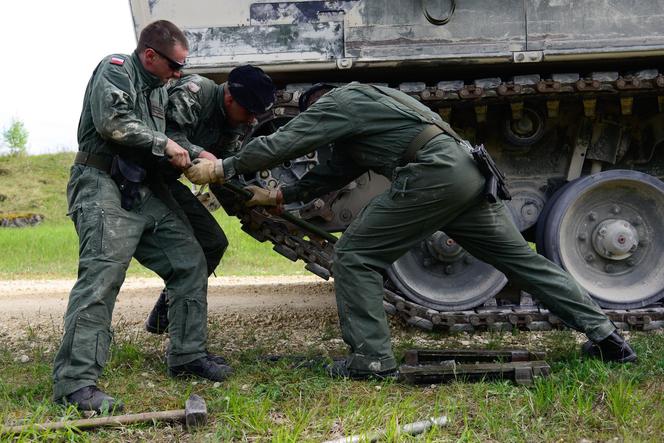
xmin=110 ymin=57 xmax=125 ymax=66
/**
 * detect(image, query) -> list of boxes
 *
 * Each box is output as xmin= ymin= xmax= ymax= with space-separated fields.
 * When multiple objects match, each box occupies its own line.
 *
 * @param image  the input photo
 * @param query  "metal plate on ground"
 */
xmin=399 ymin=349 xmax=550 ymax=386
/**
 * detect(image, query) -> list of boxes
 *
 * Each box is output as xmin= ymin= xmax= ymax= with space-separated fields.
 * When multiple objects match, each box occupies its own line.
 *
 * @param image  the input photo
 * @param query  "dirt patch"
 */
xmin=0 ymin=275 xmax=334 ymax=326
xmin=0 ymin=276 xmax=591 ymax=359
xmin=0 ymin=276 xmax=345 ymax=360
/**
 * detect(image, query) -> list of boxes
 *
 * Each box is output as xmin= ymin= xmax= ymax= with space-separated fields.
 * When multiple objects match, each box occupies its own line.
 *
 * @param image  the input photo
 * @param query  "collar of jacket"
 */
xmin=131 ymin=51 xmax=165 ymax=92
xmin=216 ymin=82 xmax=228 ymax=120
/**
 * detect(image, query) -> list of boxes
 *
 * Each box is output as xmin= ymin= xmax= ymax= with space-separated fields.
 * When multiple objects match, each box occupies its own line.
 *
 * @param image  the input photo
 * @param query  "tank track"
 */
xmin=276 ymin=68 xmax=664 ymax=122
xmin=220 ymin=68 xmax=664 ymax=332
xmin=220 ymin=195 xmax=664 ymax=333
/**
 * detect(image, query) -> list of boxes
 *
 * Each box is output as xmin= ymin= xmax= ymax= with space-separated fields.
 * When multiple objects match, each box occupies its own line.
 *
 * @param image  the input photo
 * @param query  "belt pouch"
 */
xmin=110 ymin=155 xmax=146 ymax=210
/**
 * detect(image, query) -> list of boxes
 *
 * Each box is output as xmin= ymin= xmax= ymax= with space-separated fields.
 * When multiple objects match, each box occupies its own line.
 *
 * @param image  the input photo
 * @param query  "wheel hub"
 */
xmin=572 ymin=205 xmax=645 ymax=276
xmin=503 ymin=107 xmax=545 ymax=146
xmin=505 ymin=182 xmax=546 ymax=231
xmin=591 ymin=218 xmax=639 ymax=260
xmin=513 ymin=115 xmax=535 ymax=136
xmin=425 ymin=232 xmax=463 ymax=262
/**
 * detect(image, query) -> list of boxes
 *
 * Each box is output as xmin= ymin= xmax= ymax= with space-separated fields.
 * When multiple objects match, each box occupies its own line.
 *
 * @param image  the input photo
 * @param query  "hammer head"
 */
xmin=185 ymin=394 xmax=208 ymax=430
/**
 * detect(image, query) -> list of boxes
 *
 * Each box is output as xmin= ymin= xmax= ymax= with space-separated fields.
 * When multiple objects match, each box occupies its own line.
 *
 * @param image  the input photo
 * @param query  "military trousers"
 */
xmin=332 ymin=136 xmax=615 ymax=373
xmin=53 ymin=165 xmax=209 ymax=400
xmin=168 ymin=180 xmax=228 ymax=276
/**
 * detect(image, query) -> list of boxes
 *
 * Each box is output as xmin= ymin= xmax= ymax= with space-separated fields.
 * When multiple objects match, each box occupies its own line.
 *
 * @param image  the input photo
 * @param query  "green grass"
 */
xmin=1 ymin=323 xmax=663 ymax=442
xmin=2 ymin=156 xmax=664 ymax=440
xmin=0 ymin=153 xmax=305 ymax=278
xmin=0 ymin=214 xmax=306 ymax=279
xmin=0 ymin=152 xmax=73 ymax=225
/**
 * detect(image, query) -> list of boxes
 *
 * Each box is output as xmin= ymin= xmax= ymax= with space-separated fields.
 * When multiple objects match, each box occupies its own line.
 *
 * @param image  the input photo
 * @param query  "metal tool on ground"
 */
xmin=399 ymin=349 xmax=550 ymax=386
xmin=322 ymin=416 xmax=448 ymax=443
xmin=1 ymin=394 xmax=207 ymax=435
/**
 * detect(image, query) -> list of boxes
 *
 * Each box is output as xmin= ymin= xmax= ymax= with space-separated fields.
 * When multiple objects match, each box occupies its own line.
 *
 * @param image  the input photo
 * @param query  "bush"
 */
xmin=2 ymin=119 xmax=29 ymax=157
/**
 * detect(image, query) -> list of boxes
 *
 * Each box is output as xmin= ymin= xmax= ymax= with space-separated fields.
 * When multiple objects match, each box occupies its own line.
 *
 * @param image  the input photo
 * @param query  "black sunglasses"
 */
xmin=147 ymin=46 xmax=186 ymax=71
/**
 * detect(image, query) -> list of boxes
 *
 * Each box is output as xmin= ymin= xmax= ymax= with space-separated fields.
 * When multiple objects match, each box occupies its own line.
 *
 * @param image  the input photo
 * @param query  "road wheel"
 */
xmin=388 ymin=231 xmax=506 ymax=311
xmin=537 ymin=170 xmax=664 ymax=309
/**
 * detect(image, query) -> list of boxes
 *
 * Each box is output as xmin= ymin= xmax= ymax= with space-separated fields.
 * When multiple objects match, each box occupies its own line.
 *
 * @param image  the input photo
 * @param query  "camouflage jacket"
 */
xmin=222 ymin=82 xmax=454 ymax=203
xmin=166 ymin=74 xmax=246 ymax=160
xmin=77 ymin=51 xmax=168 ymax=166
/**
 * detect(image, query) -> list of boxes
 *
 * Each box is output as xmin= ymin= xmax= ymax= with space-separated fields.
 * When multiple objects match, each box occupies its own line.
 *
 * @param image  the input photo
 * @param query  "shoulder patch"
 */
xmin=187 ymin=82 xmax=201 ymax=93
xmin=110 ymin=57 xmax=125 ymax=66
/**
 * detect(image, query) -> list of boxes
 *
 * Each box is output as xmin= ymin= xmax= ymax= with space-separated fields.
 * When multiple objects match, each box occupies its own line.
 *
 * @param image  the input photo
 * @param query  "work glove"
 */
xmin=244 ymin=185 xmax=283 ymax=207
xmin=184 ymin=158 xmax=224 ymax=185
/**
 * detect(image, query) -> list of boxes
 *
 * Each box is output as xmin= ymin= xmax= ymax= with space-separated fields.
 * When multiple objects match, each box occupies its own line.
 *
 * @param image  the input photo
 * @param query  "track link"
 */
xmin=219 ymin=193 xmax=664 ymax=333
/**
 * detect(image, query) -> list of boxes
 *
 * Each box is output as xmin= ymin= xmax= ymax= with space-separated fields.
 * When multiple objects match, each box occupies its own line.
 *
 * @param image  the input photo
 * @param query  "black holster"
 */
xmin=471 ymin=144 xmax=511 ymax=203
xmin=110 ymin=155 xmax=146 ymax=210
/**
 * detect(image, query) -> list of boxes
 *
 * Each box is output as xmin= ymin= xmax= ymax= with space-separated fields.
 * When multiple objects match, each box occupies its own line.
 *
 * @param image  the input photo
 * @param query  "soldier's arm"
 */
xmin=221 ymin=94 xmax=356 ymax=178
xmin=281 ymin=147 xmax=366 ymax=204
xmin=89 ymin=58 xmax=168 ymax=156
xmin=165 ymin=85 xmax=206 ymax=159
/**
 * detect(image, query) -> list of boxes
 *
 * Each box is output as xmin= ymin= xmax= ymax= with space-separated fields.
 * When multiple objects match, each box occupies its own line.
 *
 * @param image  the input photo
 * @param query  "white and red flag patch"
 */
xmin=110 ymin=57 xmax=125 ymax=66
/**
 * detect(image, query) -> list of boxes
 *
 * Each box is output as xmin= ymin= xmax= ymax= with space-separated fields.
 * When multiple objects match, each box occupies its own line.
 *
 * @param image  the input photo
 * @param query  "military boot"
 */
xmin=326 ymin=359 xmax=398 ymax=380
xmin=57 ymin=385 xmax=124 ymax=413
xmin=582 ymin=330 xmax=637 ymax=363
xmin=165 ymin=350 xmax=227 ymax=365
xmin=145 ymin=289 xmax=169 ymax=334
xmin=206 ymin=351 xmax=228 ymax=365
xmin=169 ymin=355 xmax=234 ymax=382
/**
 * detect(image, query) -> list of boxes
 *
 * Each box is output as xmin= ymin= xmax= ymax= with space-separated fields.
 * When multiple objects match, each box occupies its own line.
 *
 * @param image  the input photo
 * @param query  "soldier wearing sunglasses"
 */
xmin=52 ymin=20 xmax=231 ymax=414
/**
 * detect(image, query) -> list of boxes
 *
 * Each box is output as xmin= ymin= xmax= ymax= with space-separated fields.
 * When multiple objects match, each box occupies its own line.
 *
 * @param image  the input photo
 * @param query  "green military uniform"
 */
xmin=222 ymin=82 xmax=616 ymax=373
xmin=52 ymin=52 xmax=209 ymax=399
xmin=167 ymin=74 xmax=246 ymax=160
xmin=163 ymin=75 xmax=249 ymax=273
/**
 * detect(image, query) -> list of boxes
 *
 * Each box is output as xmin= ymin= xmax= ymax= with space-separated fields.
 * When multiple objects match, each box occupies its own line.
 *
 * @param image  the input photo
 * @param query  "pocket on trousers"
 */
xmin=72 ymin=203 xmax=105 ymax=255
xmin=183 ymin=299 xmax=205 ymax=330
xmin=389 ymin=169 xmax=411 ymax=200
xmin=182 ymin=299 xmax=206 ymax=353
xmin=95 ymin=328 xmax=112 ymax=368
xmin=68 ymin=316 xmax=113 ymax=372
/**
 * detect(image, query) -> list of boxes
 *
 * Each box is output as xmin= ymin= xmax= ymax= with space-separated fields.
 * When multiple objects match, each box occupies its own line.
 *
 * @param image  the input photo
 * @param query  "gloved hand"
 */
xmin=184 ymin=158 xmax=224 ymax=185
xmin=244 ymin=185 xmax=283 ymax=207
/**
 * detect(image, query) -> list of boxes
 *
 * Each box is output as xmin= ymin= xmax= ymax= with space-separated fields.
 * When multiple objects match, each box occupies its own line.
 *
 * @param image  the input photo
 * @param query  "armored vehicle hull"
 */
xmin=130 ymin=0 xmax=664 ymax=331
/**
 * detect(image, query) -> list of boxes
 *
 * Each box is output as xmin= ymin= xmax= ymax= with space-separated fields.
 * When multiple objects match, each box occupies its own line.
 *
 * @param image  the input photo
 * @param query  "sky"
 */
xmin=0 ymin=1 xmax=137 ymax=155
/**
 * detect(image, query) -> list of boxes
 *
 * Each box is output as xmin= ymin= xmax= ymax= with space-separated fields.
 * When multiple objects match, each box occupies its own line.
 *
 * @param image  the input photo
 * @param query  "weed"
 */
xmin=605 ymin=375 xmax=639 ymax=424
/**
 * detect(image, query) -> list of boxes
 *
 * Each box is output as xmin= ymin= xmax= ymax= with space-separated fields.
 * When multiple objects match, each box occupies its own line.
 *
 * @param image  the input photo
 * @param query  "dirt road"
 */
xmin=0 ymin=276 xmax=581 ymax=357
xmin=0 ymin=276 xmax=336 ymax=326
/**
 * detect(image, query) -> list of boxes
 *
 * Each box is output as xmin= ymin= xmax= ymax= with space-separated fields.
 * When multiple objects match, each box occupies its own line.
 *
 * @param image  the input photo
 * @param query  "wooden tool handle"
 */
xmin=2 ymin=409 xmax=185 ymax=434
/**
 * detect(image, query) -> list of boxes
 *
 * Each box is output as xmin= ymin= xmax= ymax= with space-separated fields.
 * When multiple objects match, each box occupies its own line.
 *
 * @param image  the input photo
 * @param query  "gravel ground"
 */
xmin=0 ymin=276 xmax=595 ymax=360
xmin=0 ymin=276 xmax=340 ymax=352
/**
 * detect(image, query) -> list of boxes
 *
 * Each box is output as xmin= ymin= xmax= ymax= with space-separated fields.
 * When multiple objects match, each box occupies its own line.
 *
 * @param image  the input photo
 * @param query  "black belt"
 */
xmin=403 ymin=125 xmax=444 ymax=164
xmin=74 ymin=151 xmax=113 ymax=173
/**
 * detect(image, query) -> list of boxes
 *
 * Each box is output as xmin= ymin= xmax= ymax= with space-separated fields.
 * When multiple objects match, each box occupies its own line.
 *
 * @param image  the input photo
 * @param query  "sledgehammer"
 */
xmin=1 ymin=394 xmax=207 ymax=435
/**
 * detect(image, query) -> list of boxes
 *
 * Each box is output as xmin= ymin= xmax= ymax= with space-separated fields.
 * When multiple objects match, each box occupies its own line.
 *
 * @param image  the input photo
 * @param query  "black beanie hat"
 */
xmin=298 ymin=83 xmax=337 ymax=112
xmin=227 ymin=65 xmax=276 ymax=114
